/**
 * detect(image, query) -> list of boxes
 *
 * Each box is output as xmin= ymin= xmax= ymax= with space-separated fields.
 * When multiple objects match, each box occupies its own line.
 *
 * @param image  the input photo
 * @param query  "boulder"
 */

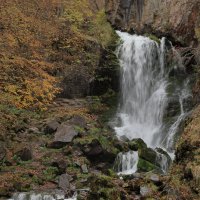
xmin=129 ymin=138 xmax=147 ymax=151
xmin=155 ymin=148 xmax=172 ymax=167
xmin=82 ymin=139 xmax=117 ymax=163
xmin=138 ymin=147 xmax=171 ymax=172
xmin=16 ymin=147 xmax=32 ymax=161
xmin=113 ymin=139 xmax=129 ymax=152
xmin=44 ymin=120 xmax=60 ymax=134
xmin=137 ymin=158 xmax=158 ymax=172
xmin=48 ymin=124 xmax=78 ymax=148
xmin=83 ymin=139 xmax=103 ymax=157
xmin=119 ymin=135 xmax=129 ymax=142
xmin=58 ymin=174 xmax=71 ymax=193
xmin=138 ymin=147 xmax=157 ymax=165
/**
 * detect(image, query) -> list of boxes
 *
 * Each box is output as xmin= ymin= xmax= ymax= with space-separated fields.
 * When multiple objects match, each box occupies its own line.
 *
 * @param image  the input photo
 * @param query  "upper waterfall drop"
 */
xmin=113 ymin=31 xmax=192 ymax=174
xmin=115 ymin=31 xmax=168 ymax=148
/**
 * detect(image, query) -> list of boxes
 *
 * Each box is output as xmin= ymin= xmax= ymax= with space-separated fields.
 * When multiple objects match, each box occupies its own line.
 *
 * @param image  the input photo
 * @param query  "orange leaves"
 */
xmin=0 ymin=56 xmax=60 ymax=110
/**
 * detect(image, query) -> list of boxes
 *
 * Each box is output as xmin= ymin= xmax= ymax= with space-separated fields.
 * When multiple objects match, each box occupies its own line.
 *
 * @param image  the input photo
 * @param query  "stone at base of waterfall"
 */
xmin=139 ymin=147 xmax=157 ymax=164
xmin=113 ymin=137 xmax=129 ymax=152
xmin=119 ymin=135 xmax=129 ymax=142
xmin=82 ymin=139 xmax=117 ymax=163
xmin=138 ymin=147 xmax=171 ymax=172
xmin=128 ymin=138 xmax=147 ymax=151
xmin=156 ymin=148 xmax=172 ymax=164
xmin=137 ymin=158 xmax=158 ymax=172
xmin=48 ymin=125 xmax=78 ymax=148
xmin=140 ymin=186 xmax=151 ymax=197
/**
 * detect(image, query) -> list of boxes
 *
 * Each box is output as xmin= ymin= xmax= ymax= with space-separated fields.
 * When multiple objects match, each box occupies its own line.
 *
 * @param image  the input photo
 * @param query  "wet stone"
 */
xmin=140 ymin=186 xmax=151 ymax=197
xmin=81 ymin=164 xmax=88 ymax=174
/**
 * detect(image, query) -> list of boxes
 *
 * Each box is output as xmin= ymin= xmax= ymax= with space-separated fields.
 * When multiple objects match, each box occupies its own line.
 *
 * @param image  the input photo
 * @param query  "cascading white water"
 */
xmin=114 ymin=151 xmax=139 ymax=175
xmin=9 ymin=192 xmax=77 ymax=200
xmin=115 ymin=31 xmax=167 ymax=147
xmin=114 ymin=31 xmax=191 ymax=174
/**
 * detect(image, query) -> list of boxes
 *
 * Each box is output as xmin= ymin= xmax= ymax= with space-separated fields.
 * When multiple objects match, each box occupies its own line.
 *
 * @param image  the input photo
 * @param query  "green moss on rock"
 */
xmin=137 ymin=158 xmax=158 ymax=172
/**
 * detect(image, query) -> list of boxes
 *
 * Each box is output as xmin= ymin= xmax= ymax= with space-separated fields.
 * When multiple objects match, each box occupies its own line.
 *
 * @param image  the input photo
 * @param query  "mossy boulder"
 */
xmin=137 ymin=158 xmax=158 ymax=172
xmin=129 ymin=138 xmax=147 ymax=151
xmin=138 ymin=147 xmax=158 ymax=166
xmin=81 ymin=139 xmax=118 ymax=163
xmin=137 ymin=145 xmax=171 ymax=172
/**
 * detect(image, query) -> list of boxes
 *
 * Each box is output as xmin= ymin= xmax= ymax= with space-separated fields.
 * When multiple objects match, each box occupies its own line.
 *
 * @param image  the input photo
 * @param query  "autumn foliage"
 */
xmin=0 ymin=0 xmax=115 ymax=110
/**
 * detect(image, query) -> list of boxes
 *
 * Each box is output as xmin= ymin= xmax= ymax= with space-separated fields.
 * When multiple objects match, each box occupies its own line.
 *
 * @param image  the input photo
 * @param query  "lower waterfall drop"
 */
xmin=114 ymin=31 xmax=191 ymax=174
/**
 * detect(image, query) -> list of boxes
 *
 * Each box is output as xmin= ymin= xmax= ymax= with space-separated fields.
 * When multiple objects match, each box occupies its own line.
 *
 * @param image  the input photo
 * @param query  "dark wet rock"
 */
xmin=113 ymin=138 xmax=129 ymax=152
xmin=16 ymin=147 xmax=32 ymax=161
xmin=51 ymin=159 xmax=67 ymax=175
xmin=120 ymin=135 xmax=129 ymax=142
xmin=140 ymin=186 xmax=151 ymax=197
xmin=129 ymin=138 xmax=147 ymax=151
xmin=44 ymin=120 xmax=60 ymax=134
xmin=155 ymin=148 xmax=172 ymax=167
xmin=69 ymin=115 xmax=87 ymax=128
xmin=48 ymin=124 xmax=78 ymax=148
xmin=139 ymin=147 xmax=157 ymax=165
xmin=82 ymin=139 xmax=103 ymax=157
xmin=138 ymin=147 xmax=171 ymax=172
xmin=81 ymin=164 xmax=88 ymax=174
xmin=58 ymin=174 xmax=71 ymax=193
xmin=82 ymin=139 xmax=117 ymax=163
xmin=163 ymin=97 xmax=181 ymax=118
xmin=0 ymin=142 xmax=6 ymax=164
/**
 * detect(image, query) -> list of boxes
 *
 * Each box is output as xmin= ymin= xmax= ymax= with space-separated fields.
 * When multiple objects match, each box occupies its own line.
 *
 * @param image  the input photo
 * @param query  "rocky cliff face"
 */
xmin=105 ymin=0 xmax=200 ymax=47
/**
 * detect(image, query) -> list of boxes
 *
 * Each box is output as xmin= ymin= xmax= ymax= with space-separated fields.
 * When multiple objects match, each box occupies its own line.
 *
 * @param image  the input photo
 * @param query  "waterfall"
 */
xmin=9 ymin=192 xmax=77 ymax=200
xmin=114 ymin=31 xmax=191 ymax=174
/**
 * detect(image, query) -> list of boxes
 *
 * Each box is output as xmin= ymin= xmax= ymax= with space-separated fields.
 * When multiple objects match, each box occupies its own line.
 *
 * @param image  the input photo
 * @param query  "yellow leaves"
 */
xmin=4 ymin=85 xmax=18 ymax=95
xmin=0 ymin=55 xmax=60 ymax=110
xmin=63 ymin=0 xmax=92 ymax=26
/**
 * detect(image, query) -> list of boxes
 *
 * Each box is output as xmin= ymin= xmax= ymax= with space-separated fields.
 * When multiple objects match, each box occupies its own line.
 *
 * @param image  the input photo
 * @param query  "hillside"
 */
xmin=0 ymin=0 xmax=200 ymax=200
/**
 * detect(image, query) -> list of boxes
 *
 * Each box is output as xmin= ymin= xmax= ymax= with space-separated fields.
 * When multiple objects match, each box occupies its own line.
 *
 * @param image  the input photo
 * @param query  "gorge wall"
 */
xmin=104 ymin=0 xmax=200 ymax=47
